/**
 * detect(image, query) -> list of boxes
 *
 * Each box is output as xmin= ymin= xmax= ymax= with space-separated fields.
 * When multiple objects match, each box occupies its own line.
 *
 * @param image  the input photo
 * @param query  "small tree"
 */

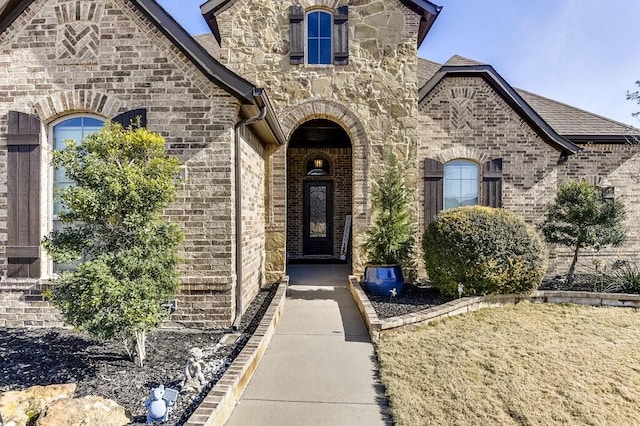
xmin=43 ymin=122 xmax=183 ymax=367
xmin=540 ymin=180 xmax=626 ymax=286
xmin=363 ymin=154 xmax=415 ymax=266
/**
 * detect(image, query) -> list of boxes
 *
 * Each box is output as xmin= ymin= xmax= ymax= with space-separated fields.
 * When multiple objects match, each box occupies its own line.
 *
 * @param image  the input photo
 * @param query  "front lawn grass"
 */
xmin=377 ymin=302 xmax=640 ymax=426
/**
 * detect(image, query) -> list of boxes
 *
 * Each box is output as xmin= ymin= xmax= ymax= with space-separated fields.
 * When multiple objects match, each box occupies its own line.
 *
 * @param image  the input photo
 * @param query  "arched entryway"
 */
xmin=287 ymin=119 xmax=352 ymax=262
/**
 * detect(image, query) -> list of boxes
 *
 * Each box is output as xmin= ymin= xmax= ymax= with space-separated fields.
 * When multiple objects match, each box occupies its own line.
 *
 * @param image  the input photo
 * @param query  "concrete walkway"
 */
xmin=225 ymin=264 xmax=389 ymax=426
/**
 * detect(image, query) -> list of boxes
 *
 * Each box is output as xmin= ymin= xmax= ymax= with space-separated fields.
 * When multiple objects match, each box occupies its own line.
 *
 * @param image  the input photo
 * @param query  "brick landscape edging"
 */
xmin=348 ymin=276 xmax=640 ymax=341
xmin=184 ymin=276 xmax=288 ymax=426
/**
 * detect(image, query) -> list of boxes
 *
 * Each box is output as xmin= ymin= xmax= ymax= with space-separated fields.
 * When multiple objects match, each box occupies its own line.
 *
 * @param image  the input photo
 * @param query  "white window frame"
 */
xmin=305 ymin=9 xmax=333 ymax=66
xmin=44 ymin=114 xmax=106 ymax=277
xmin=443 ymin=159 xmax=480 ymax=210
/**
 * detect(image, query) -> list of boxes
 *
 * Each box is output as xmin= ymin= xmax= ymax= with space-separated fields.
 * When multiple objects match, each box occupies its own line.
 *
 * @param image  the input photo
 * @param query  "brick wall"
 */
xmin=418 ymin=75 xmax=640 ymax=276
xmin=239 ymin=126 xmax=266 ymax=310
xmin=0 ymin=0 xmax=249 ymax=328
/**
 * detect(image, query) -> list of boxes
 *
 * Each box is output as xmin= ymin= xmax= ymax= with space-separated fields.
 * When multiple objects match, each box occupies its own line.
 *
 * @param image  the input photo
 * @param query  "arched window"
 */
xmin=51 ymin=115 xmax=105 ymax=272
xmin=307 ymin=10 xmax=332 ymax=64
xmin=444 ymin=160 xmax=479 ymax=209
xmin=52 ymin=116 xmax=104 ymax=215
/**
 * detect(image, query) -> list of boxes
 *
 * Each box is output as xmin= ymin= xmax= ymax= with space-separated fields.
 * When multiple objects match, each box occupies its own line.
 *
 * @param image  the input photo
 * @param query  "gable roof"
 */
xmin=0 ymin=0 xmax=285 ymax=145
xmin=201 ymin=0 xmax=442 ymax=47
xmin=419 ymin=62 xmax=582 ymax=155
xmin=418 ymin=57 xmax=640 ymax=145
xmin=516 ymin=89 xmax=640 ymax=143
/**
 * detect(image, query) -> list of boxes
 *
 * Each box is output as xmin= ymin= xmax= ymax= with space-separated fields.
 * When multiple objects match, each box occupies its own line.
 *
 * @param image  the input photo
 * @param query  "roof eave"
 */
xmin=241 ymin=89 xmax=286 ymax=145
xmin=130 ymin=0 xmax=257 ymax=104
xmin=564 ymin=134 xmax=640 ymax=145
xmin=200 ymin=0 xmax=229 ymax=45
xmin=0 ymin=0 xmax=32 ymax=34
xmin=419 ymin=65 xmax=582 ymax=155
xmin=401 ymin=0 xmax=443 ymax=47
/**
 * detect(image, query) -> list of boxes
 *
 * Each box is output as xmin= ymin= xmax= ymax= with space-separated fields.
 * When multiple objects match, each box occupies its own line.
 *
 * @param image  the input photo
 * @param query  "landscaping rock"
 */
xmin=36 ymin=395 xmax=132 ymax=426
xmin=0 ymin=383 xmax=76 ymax=426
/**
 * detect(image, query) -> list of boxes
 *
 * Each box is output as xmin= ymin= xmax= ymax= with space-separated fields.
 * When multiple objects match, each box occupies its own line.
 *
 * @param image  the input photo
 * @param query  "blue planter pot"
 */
xmin=364 ymin=265 xmax=404 ymax=296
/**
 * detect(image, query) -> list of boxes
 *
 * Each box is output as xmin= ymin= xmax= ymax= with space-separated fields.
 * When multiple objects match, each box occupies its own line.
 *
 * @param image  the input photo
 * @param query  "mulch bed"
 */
xmin=365 ymin=274 xmax=629 ymax=320
xmin=0 ymin=284 xmax=277 ymax=425
xmin=364 ymin=283 xmax=454 ymax=319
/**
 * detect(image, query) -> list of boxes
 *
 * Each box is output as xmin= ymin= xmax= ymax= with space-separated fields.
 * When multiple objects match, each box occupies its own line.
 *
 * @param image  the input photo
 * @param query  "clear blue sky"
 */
xmin=157 ymin=0 xmax=639 ymax=126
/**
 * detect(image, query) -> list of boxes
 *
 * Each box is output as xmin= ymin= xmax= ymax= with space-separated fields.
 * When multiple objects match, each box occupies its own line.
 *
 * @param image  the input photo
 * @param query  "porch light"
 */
xmin=314 ymin=158 xmax=324 ymax=169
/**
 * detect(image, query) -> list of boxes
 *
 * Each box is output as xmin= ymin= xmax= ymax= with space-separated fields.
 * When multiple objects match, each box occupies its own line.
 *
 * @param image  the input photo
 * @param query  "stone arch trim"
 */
xmin=298 ymin=0 xmax=342 ymax=10
xmin=279 ymin=99 xmax=367 ymax=145
xmin=33 ymin=90 xmax=126 ymax=123
xmin=277 ymin=99 xmax=369 ymax=271
xmin=433 ymin=146 xmax=489 ymax=165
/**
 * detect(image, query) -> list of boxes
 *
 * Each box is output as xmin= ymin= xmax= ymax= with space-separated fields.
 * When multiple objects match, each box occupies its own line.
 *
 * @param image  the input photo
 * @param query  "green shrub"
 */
xmin=423 ymin=206 xmax=547 ymax=296
xmin=610 ymin=261 xmax=640 ymax=294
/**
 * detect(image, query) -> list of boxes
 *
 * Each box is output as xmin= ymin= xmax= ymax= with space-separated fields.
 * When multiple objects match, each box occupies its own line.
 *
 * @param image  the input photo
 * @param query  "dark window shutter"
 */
xmin=112 ymin=108 xmax=147 ymax=128
xmin=289 ymin=5 xmax=304 ymax=65
xmin=481 ymin=158 xmax=502 ymax=208
xmin=6 ymin=111 xmax=41 ymax=278
xmin=424 ymin=158 xmax=444 ymax=227
xmin=333 ymin=6 xmax=348 ymax=65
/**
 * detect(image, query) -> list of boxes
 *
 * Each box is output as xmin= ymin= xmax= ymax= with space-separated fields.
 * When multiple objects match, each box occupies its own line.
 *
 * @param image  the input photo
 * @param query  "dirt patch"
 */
xmin=0 ymin=284 xmax=277 ymax=425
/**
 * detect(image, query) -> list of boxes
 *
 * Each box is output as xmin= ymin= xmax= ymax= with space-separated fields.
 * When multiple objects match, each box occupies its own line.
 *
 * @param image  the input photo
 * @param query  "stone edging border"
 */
xmin=348 ymin=275 xmax=640 ymax=342
xmin=184 ymin=276 xmax=289 ymax=426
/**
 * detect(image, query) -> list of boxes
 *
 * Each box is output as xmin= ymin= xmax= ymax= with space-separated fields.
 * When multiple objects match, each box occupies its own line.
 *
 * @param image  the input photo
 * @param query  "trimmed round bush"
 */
xmin=423 ymin=206 xmax=547 ymax=297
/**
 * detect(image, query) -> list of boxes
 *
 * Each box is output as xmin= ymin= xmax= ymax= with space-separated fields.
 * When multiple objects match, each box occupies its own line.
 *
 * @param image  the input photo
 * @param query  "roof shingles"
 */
xmin=418 ymin=57 xmax=640 ymax=139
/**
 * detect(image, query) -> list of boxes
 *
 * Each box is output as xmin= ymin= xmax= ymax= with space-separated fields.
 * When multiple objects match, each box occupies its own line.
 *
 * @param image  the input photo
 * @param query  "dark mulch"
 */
xmin=0 ymin=284 xmax=277 ymax=425
xmin=364 ymin=274 xmax=630 ymax=320
xmin=364 ymin=283 xmax=455 ymax=319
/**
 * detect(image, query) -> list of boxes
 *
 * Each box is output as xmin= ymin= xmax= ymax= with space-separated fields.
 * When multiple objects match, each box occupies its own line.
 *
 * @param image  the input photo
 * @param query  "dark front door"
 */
xmin=303 ymin=181 xmax=333 ymax=255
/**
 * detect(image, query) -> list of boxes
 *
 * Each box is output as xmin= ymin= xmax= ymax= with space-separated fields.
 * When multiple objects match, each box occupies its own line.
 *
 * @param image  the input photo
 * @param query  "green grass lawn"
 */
xmin=377 ymin=302 xmax=640 ymax=426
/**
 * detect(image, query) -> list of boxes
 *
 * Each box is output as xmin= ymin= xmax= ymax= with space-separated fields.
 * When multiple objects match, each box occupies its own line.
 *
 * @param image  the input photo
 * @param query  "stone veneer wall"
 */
xmin=418 ymin=75 xmax=640 ymax=276
xmin=287 ymin=147 xmax=352 ymax=259
xmin=215 ymin=0 xmax=423 ymax=274
xmin=0 ymin=0 xmax=248 ymax=328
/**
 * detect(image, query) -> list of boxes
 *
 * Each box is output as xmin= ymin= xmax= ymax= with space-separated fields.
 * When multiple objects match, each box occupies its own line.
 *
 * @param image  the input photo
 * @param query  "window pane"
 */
xmin=308 ymin=39 xmax=319 ymax=64
xmin=308 ymin=12 xmax=319 ymax=37
xmin=319 ymin=12 xmax=331 ymax=37
xmin=444 ymin=160 xmax=478 ymax=210
xmin=319 ymin=39 xmax=332 ymax=64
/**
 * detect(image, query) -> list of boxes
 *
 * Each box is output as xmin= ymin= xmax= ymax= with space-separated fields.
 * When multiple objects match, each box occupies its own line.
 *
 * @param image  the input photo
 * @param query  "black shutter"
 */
xmin=424 ymin=158 xmax=444 ymax=227
xmin=289 ymin=5 xmax=304 ymax=65
xmin=481 ymin=158 xmax=502 ymax=208
xmin=112 ymin=108 xmax=147 ymax=128
xmin=6 ymin=111 xmax=41 ymax=278
xmin=333 ymin=6 xmax=348 ymax=65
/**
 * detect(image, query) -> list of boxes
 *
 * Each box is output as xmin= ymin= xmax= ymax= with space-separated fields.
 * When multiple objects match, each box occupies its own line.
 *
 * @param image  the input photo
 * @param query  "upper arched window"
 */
xmin=307 ymin=10 xmax=332 ymax=65
xmin=444 ymin=160 xmax=479 ymax=209
xmin=52 ymin=116 xmax=105 ymax=215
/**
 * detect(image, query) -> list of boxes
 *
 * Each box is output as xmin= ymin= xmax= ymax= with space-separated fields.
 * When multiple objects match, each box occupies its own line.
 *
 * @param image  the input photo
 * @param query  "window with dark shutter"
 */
xmin=481 ymin=158 xmax=503 ymax=208
xmin=289 ymin=5 xmax=305 ymax=65
xmin=112 ymin=108 xmax=147 ymax=128
xmin=333 ymin=6 xmax=348 ymax=65
xmin=6 ymin=111 xmax=41 ymax=278
xmin=424 ymin=158 xmax=444 ymax=227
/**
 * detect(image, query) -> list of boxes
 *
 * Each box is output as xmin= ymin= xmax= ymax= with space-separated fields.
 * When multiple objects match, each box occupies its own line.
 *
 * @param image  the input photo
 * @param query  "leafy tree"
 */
xmin=540 ymin=181 xmax=626 ymax=286
xmin=363 ymin=154 xmax=415 ymax=266
xmin=42 ymin=121 xmax=183 ymax=367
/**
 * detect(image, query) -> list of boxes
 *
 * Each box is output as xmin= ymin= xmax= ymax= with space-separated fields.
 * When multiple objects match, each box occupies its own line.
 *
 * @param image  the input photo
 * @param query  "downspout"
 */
xmin=232 ymin=101 xmax=267 ymax=329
